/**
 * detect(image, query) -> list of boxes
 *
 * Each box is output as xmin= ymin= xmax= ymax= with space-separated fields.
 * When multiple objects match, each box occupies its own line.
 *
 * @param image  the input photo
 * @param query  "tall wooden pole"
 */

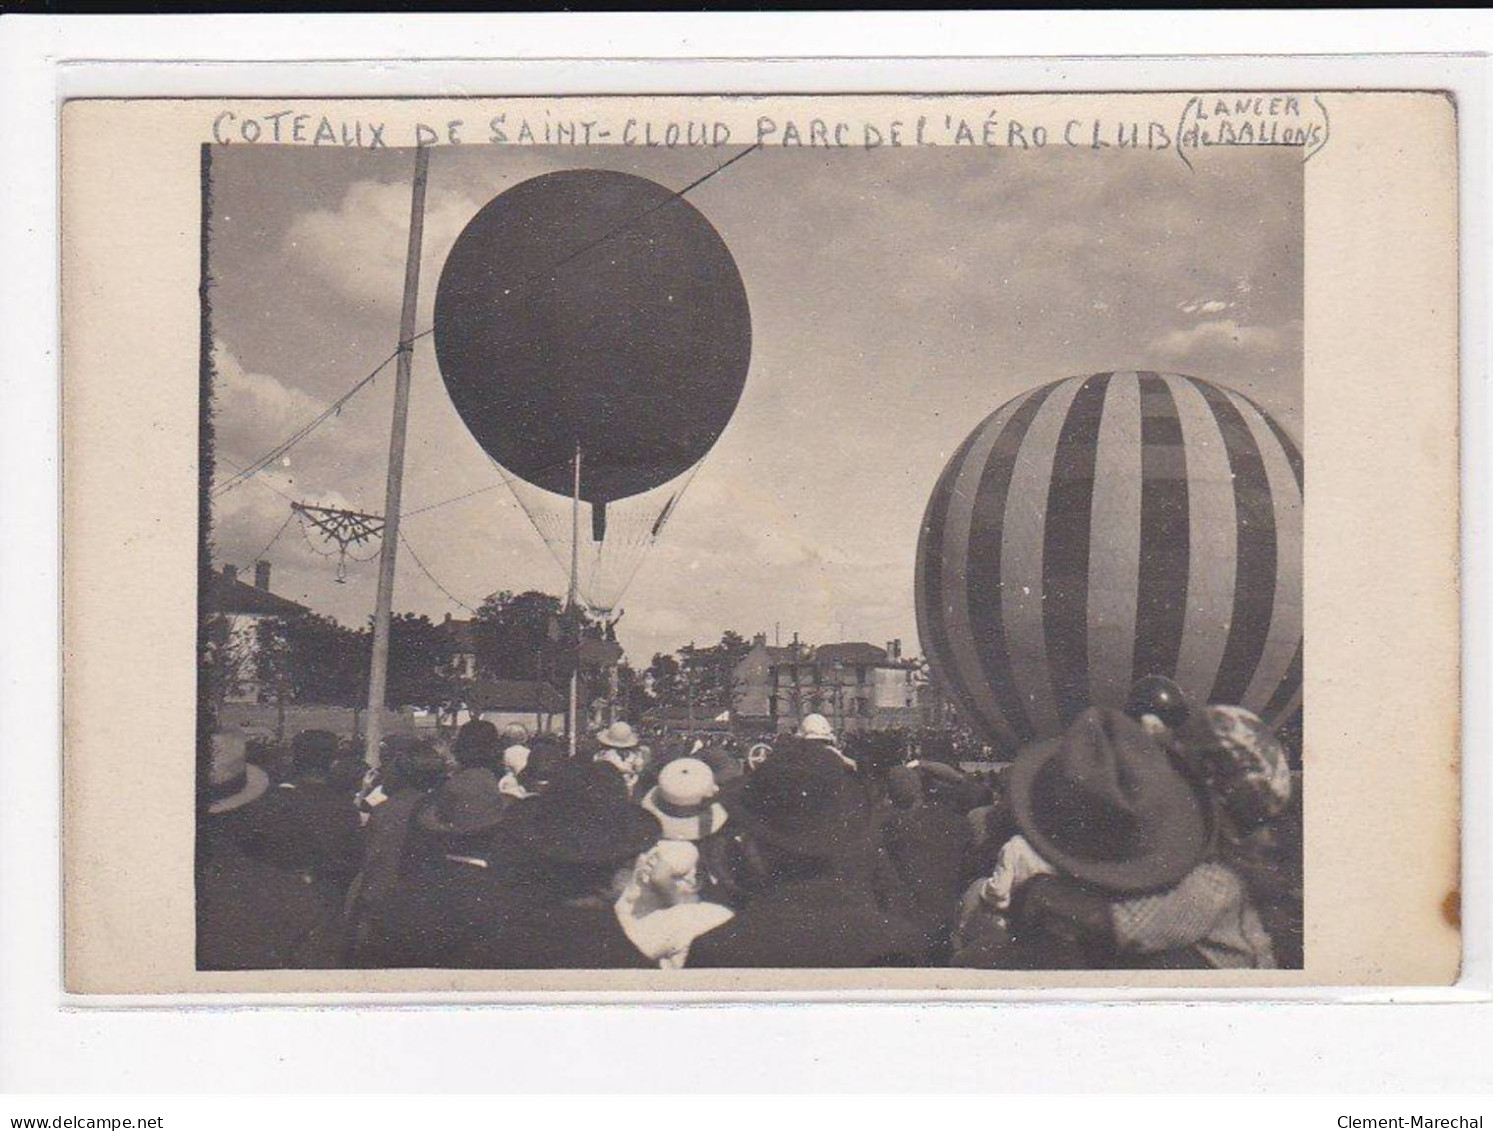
xmin=364 ymin=145 xmax=430 ymax=769
xmin=567 ymin=441 xmax=582 ymax=757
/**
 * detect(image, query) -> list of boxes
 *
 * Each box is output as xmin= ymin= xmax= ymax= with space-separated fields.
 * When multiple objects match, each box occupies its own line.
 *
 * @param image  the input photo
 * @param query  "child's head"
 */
xmin=1178 ymin=705 xmax=1292 ymax=832
xmin=634 ymin=840 xmax=702 ymax=905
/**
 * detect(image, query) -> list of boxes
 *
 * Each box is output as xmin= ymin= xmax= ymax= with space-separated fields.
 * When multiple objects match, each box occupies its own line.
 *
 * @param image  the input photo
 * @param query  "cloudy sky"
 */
xmin=207 ymin=142 xmax=1302 ymax=665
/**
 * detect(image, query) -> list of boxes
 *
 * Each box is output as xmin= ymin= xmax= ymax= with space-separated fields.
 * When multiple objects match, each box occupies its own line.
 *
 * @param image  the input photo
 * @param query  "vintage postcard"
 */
xmin=60 ymin=92 xmax=1460 ymax=994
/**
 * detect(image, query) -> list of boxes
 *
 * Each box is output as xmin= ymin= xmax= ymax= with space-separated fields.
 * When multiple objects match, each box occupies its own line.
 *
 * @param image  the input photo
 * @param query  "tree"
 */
xmin=646 ymin=651 xmax=684 ymax=707
xmin=203 ymin=611 xmax=255 ymax=714
xmin=385 ymin=612 xmax=459 ymax=713
xmin=252 ymin=615 xmax=296 ymax=741
xmin=473 ymin=589 xmax=570 ymax=683
xmin=678 ymin=631 xmax=752 ymax=715
xmin=245 ymin=610 xmax=466 ymax=733
xmin=708 ymin=629 xmax=752 ymax=714
xmin=280 ymin=611 xmax=367 ymax=707
xmin=647 ymin=631 xmax=754 ymax=718
xmin=614 ymin=660 xmax=654 ymax=721
xmin=247 ymin=610 xmax=367 ymax=738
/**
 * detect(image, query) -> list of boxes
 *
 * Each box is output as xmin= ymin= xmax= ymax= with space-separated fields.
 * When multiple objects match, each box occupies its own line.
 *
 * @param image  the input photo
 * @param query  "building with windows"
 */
xmin=730 ymin=632 xmax=805 ymax=728
xmin=733 ymin=635 xmax=922 ymax=735
xmin=213 ymin=560 xmax=308 ymax=703
xmin=439 ymin=613 xmax=480 ymax=681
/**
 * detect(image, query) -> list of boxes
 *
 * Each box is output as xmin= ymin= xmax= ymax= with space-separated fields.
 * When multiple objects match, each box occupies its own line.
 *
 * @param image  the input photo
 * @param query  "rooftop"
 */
xmin=813 ymin=641 xmax=890 ymax=667
xmin=213 ymin=565 xmax=308 ymax=618
xmin=441 ymin=614 xmax=481 ymax=651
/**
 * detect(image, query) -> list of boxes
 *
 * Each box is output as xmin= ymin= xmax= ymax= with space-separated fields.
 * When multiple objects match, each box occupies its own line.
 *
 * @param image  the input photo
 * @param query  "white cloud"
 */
xmin=210 ymin=339 xmax=378 ymax=515
xmin=1154 ymin=318 xmax=1283 ymax=359
xmin=283 ymin=179 xmax=483 ymax=319
xmin=1178 ymin=298 xmax=1234 ymax=316
xmin=213 ymin=339 xmax=329 ymax=442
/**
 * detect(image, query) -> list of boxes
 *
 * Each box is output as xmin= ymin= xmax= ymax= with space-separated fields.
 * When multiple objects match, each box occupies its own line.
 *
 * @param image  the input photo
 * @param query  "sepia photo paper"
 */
xmin=60 ymin=91 xmax=1461 ymax=996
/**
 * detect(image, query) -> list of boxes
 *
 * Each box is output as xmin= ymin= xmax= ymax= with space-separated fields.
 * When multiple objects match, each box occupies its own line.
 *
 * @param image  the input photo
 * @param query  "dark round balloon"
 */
xmin=433 ymin=169 xmax=752 ymax=503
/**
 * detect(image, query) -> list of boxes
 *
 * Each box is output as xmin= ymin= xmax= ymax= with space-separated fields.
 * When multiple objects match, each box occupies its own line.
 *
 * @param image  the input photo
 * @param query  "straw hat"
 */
xmin=596 ymin=721 xmax=641 ymax=750
xmin=725 ymin=744 xmax=871 ymax=859
xmin=207 ymin=732 xmax=270 ymax=815
xmin=796 ymin=713 xmax=836 ymax=744
xmin=1179 ymin=704 xmax=1292 ymax=830
xmin=641 ymin=757 xmax=729 ymax=841
xmin=503 ymin=743 xmax=531 ymax=776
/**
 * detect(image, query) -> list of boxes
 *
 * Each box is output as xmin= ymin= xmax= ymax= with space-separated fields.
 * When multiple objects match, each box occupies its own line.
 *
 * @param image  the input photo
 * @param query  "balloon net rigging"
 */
xmin=485 ymin=453 xmax=705 ymax=618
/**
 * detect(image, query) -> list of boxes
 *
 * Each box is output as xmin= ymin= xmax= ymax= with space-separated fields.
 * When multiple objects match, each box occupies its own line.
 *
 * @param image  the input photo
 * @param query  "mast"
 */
xmin=568 ymin=441 xmax=582 ymax=757
xmin=363 ymin=145 xmax=430 ymax=769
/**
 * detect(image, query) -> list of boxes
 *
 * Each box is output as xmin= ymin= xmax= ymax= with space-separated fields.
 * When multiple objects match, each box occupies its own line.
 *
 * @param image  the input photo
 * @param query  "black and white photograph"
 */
xmin=8 ymin=10 xmax=1481 ymax=1104
xmin=197 ymin=126 xmax=1305 ymax=975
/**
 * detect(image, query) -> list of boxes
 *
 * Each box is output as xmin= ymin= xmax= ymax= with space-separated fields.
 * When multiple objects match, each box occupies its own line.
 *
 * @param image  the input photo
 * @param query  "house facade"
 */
xmin=730 ymin=632 xmax=804 ymax=728
xmin=214 ymin=561 xmax=309 ymax=703
xmin=439 ymin=613 xmax=480 ymax=681
xmin=733 ymin=635 xmax=923 ymax=736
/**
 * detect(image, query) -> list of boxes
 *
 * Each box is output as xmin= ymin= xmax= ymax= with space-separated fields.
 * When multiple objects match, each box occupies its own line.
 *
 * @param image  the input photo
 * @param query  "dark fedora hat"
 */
xmin=725 ymin=743 xmax=872 ymax=859
xmin=453 ymin=719 xmax=504 ymax=770
xmin=1007 ymin=706 xmax=1211 ymax=895
xmin=507 ymin=762 xmax=661 ymax=866
xmin=516 ymin=737 xmax=569 ymax=794
xmin=415 ymin=767 xmax=509 ymax=837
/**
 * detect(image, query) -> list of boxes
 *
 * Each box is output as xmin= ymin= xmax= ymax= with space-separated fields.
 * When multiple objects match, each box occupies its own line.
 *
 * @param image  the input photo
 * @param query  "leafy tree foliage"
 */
xmin=647 ymin=630 xmax=753 ymax=715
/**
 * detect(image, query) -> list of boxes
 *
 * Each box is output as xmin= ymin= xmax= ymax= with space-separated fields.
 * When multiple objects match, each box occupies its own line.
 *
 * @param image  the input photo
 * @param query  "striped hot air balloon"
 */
xmin=915 ymin=371 xmax=1302 ymax=756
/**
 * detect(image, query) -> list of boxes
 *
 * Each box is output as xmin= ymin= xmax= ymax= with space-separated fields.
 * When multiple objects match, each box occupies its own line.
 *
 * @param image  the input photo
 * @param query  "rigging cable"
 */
xmin=402 ymin=480 xmax=508 ymax=519
xmin=212 ymin=346 xmax=401 ymax=499
xmin=398 ymin=528 xmax=481 ymax=616
xmin=216 ymin=453 xmax=299 ymax=505
xmin=607 ymin=454 xmax=711 ymax=613
xmin=242 ymin=509 xmax=298 ymax=571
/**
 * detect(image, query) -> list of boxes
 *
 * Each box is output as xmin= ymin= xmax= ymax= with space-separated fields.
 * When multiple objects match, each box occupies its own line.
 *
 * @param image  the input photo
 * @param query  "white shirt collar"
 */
xmin=444 ymin=854 xmax=490 ymax=869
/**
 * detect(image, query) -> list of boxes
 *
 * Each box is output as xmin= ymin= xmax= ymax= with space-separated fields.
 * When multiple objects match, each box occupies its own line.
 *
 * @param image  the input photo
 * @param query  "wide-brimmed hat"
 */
xmin=507 ymin=762 xmax=661 ymax=865
xmin=516 ymin=739 xmax=568 ymax=794
xmin=641 ymin=757 xmax=729 ymax=841
xmin=415 ymin=767 xmax=509 ymax=837
xmin=885 ymin=765 xmax=924 ymax=809
xmin=595 ymin=721 xmax=641 ymax=750
xmin=1178 ymin=704 xmax=1292 ymax=830
xmin=725 ymin=744 xmax=872 ymax=859
xmin=383 ymin=737 xmax=448 ymax=792
xmin=1008 ymin=706 xmax=1211 ymax=895
xmin=207 ymin=732 xmax=271 ymax=815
